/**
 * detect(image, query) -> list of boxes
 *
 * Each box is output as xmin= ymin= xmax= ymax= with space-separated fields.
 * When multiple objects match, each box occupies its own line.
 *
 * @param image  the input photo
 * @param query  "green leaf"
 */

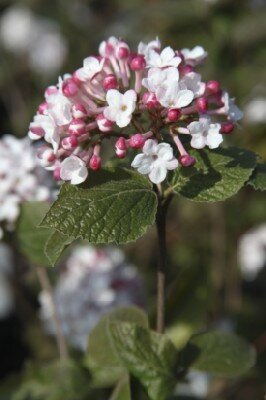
xmin=12 ymin=360 xmax=91 ymax=400
xmin=44 ymin=231 xmax=74 ymax=266
xmin=247 ymin=163 xmax=266 ymax=191
xmin=16 ymin=202 xmax=53 ymax=266
xmin=170 ymin=147 xmax=256 ymax=202
xmin=110 ymin=322 xmax=177 ymax=400
xmin=109 ymin=375 xmax=131 ymax=400
xmin=87 ymin=306 xmax=148 ymax=388
xmin=180 ymin=331 xmax=256 ymax=377
xmin=165 ymin=265 xmax=210 ymax=350
xmin=40 ymin=168 xmax=157 ymax=244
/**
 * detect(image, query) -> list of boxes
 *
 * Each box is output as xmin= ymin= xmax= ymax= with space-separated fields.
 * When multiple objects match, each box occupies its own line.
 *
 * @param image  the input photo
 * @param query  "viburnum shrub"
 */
xmin=17 ymin=36 xmax=266 ymax=399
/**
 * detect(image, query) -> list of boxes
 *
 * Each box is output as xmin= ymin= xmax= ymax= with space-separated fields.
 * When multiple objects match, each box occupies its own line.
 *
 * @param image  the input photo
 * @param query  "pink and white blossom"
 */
xmin=60 ymin=155 xmax=88 ymax=185
xmin=188 ymin=116 xmax=222 ymax=149
xmin=104 ymin=89 xmax=137 ymax=128
xmin=131 ymin=139 xmax=178 ymax=184
xmin=28 ymin=36 xmax=242 ymax=186
xmin=181 ymin=46 xmax=208 ymax=66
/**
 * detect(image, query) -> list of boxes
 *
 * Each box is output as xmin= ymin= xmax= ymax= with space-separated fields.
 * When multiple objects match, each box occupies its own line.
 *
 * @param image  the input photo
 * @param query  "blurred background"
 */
xmin=0 ymin=0 xmax=265 ymax=399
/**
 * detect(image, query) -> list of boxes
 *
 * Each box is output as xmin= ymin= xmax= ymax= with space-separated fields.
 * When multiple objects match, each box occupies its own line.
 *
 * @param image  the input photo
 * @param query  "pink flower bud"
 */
xmin=45 ymin=86 xmax=58 ymax=97
xmin=220 ymin=122 xmax=234 ymax=134
xmin=89 ymin=155 xmax=101 ymax=170
xmin=96 ymin=113 xmax=114 ymax=132
xmin=103 ymin=74 xmax=118 ymax=90
xmin=129 ymin=134 xmax=145 ymax=149
xmin=115 ymin=148 xmax=126 ymax=159
xmin=61 ymin=135 xmax=79 ymax=150
xmin=115 ymin=42 xmax=130 ymax=59
xmin=196 ymin=97 xmax=208 ymax=113
xmin=54 ymin=167 xmax=61 ymax=181
xmin=38 ymin=102 xmax=48 ymax=115
xmin=72 ymin=70 xmax=83 ymax=85
xmin=179 ymin=154 xmax=196 ymax=167
xmin=72 ymin=103 xmax=87 ymax=119
xmin=115 ymin=137 xmax=127 ymax=151
xmin=69 ymin=119 xmax=86 ymax=136
xmin=206 ymin=80 xmax=220 ymax=94
xmin=130 ymin=55 xmax=146 ymax=71
xmin=142 ymin=92 xmax=160 ymax=109
xmin=37 ymin=146 xmax=56 ymax=167
xmin=167 ymin=108 xmax=181 ymax=122
xmin=179 ymin=65 xmax=194 ymax=75
xmin=29 ymin=126 xmax=44 ymax=139
xmin=62 ymin=79 xmax=78 ymax=97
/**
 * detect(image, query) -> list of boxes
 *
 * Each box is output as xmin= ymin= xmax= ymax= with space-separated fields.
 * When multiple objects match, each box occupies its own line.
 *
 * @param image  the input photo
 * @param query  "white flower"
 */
xmin=138 ymin=37 xmax=161 ymax=57
xmin=75 ymin=56 xmax=105 ymax=81
xmin=222 ymin=92 xmax=243 ymax=122
xmin=238 ymin=224 xmax=266 ymax=280
xmin=104 ymin=89 xmax=137 ymax=128
xmin=181 ymin=46 xmax=208 ymax=66
xmin=29 ymin=114 xmax=60 ymax=153
xmin=60 ymin=155 xmax=88 ymax=185
xmin=180 ymin=72 xmax=205 ymax=98
xmin=131 ymin=139 xmax=178 ymax=184
xmin=244 ymin=97 xmax=266 ymax=124
xmin=146 ymin=46 xmax=181 ymax=68
xmin=188 ymin=115 xmax=222 ymax=149
xmin=46 ymin=92 xmax=72 ymax=126
xmin=142 ymin=67 xmax=179 ymax=93
xmin=156 ymin=81 xmax=194 ymax=109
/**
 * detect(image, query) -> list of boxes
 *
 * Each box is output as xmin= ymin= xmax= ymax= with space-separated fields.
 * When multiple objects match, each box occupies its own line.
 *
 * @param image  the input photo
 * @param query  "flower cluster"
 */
xmin=39 ymin=245 xmax=144 ymax=350
xmin=29 ymin=37 xmax=243 ymax=185
xmin=0 ymin=135 xmax=50 ymax=239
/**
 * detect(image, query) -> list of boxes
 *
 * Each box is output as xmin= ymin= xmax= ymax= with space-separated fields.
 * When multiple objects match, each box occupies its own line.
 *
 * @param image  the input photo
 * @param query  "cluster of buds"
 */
xmin=39 ymin=245 xmax=144 ymax=350
xmin=29 ymin=37 xmax=243 ymax=185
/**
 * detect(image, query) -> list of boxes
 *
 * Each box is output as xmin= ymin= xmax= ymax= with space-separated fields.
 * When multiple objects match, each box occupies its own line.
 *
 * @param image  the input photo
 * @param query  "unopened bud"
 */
xmin=69 ymin=119 xmax=86 ymax=136
xmin=62 ymin=79 xmax=78 ymax=97
xmin=115 ymin=42 xmax=130 ymax=59
xmin=61 ymin=135 xmax=79 ymax=150
xmin=38 ymin=102 xmax=48 ymax=115
xmin=96 ymin=113 xmax=114 ymax=132
xmin=179 ymin=154 xmax=196 ymax=167
xmin=167 ymin=108 xmax=181 ymax=122
xmin=142 ymin=92 xmax=160 ymax=109
xmin=115 ymin=137 xmax=127 ymax=151
xmin=206 ymin=80 xmax=220 ymax=94
xmin=220 ymin=122 xmax=234 ymax=134
xmin=129 ymin=134 xmax=145 ymax=149
xmin=72 ymin=103 xmax=87 ymax=119
xmin=103 ymin=74 xmax=118 ymax=90
xmin=196 ymin=97 xmax=208 ymax=113
xmin=37 ymin=146 xmax=56 ymax=167
xmin=89 ymin=155 xmax=101 ymax=170
xmin=130 ymin=55 xmax=146 ymax=71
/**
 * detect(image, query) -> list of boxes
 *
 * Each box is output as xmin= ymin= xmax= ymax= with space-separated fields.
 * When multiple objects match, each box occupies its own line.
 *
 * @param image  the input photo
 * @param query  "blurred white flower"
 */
xmin=0 ymin=135 xmax=50 ymax=235
xmin=244 ymin=97 xmax=266 ymax=124
xmin=238 ymin=224 xmax=266 ymax=280
xmin=176 ymin=371 xmax=210 ymax=398
xmin=0 ymin=6 xmax=37 ymax=53
xmin=0 ymin=243 xmax=14 ymax=319
xmin=29 ymin=23 xmax=67 ymax=75
xmin=0 ymin=5 xmax=67 ymax=75
xmin=39 ymin=245 xmax=144 ymax=351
